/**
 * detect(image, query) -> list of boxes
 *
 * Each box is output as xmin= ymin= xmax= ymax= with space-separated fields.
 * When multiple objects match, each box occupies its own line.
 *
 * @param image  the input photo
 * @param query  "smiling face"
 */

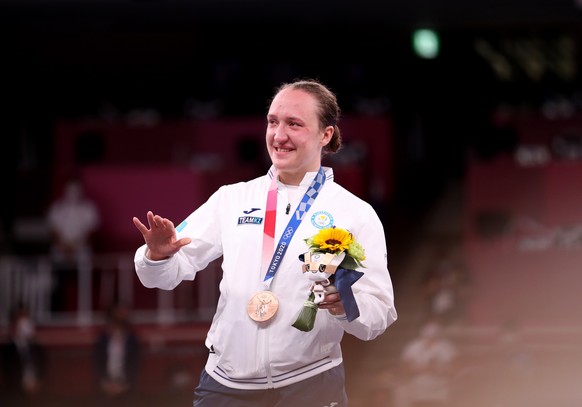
xmin=266 ymin=87 xmax=333 ymax=185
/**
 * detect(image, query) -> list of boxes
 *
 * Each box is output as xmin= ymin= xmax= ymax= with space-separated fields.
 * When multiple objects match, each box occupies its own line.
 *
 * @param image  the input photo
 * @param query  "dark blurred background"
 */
xmin=2 ymin=0 xmax=582 ymax=222
xmin=1 ymin=1 xmax=582 ymax=406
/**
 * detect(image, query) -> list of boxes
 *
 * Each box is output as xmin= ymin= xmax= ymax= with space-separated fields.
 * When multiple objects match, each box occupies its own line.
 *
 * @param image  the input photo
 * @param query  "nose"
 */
xmin=273 ymin=125 xmax=287 ymax=141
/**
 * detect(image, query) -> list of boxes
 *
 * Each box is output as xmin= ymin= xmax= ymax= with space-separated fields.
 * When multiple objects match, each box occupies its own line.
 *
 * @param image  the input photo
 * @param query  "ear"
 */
xmin=321 ymin=125 xmax=334 ymax=146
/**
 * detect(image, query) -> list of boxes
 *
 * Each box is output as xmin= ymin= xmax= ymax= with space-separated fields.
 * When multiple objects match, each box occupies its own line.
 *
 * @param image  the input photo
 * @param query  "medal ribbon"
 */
xmin=260 ymin=169 xmax=278 ymax=281
xmin=261 ymin=167 xmax=326 ymax=290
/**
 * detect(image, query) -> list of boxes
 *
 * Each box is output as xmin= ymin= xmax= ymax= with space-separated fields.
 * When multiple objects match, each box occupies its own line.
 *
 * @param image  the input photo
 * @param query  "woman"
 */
xmin=133 ymin=78 xmax=397 ymax=406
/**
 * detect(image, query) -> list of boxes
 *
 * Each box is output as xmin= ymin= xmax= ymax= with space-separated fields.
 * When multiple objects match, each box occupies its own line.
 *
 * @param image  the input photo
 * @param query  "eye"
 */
xmin=304 ymin=264 xmax=310 ymax=272
xmin=318 ymin=264 xmax=326 ymax=272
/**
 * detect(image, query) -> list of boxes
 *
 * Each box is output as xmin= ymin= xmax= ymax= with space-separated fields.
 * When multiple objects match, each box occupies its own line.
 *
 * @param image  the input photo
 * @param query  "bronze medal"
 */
xmin=247 ymin=291 xmax=279 ymax=322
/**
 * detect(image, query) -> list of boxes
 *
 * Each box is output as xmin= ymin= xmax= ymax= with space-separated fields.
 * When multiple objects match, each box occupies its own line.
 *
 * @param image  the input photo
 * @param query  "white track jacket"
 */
xmin=134 ymin=166 xmax=397 ymax=390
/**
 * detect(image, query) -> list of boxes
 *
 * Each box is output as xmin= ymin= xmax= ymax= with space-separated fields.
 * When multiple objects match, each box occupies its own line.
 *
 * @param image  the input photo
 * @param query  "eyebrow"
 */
xmin=267 ymin=113 xmax=303 ymax=122
xmin=286 ymin=113 xmax=307 ymax=123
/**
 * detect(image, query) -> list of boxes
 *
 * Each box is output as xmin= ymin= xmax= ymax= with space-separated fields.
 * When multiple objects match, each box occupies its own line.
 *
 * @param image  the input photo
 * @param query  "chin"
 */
xmin=272 ymin=159 xmax=292 ymax=170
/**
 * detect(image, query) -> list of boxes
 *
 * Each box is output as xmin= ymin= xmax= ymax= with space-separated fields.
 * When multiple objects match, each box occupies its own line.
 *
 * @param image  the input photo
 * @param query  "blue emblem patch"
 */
xmin=311 ymin=211 xmax=334 ymax=229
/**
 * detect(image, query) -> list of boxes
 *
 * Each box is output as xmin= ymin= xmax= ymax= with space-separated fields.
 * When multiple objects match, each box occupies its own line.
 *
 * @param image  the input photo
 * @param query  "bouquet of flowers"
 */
xmin=305 ymin=227 xmax=366 ymax=269
xmin=292 ymin=227 xmax=366 ymax=332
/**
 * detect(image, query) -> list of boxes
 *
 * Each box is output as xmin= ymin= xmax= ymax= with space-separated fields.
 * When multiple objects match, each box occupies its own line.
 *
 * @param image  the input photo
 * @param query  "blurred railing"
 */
xmin=0 ymin=252 xmax=220 ymax=329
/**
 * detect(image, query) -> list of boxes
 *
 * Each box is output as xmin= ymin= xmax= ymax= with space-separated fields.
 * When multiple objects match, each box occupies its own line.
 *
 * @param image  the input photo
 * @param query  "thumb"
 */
xmin=176 ymin=237 xmax=192 ymax=247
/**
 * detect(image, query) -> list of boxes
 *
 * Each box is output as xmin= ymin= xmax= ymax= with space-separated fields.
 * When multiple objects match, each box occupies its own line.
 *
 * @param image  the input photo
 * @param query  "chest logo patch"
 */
xmin=311 ymin=211 xmax=334 ymax=229
xmin=238 ymin=216 xmax=263 ymax=225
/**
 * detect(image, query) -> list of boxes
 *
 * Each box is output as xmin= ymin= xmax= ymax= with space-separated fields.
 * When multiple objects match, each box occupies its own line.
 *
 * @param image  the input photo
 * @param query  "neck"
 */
xmin=277 ymin=172 xmax=304 ymax=186
xmin=277 ymin=166 xmax=321 ymax=186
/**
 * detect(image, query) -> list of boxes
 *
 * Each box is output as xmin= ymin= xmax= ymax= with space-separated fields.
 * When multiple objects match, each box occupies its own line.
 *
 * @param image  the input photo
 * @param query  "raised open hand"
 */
xmin=132 ymin=211 xmax=192 ymax=261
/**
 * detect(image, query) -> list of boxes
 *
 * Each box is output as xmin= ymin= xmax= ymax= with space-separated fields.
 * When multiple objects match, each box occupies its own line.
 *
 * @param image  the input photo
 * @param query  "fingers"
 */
xmin=327 ymin=299 xmax=345 ymax=315
xmin=319 ymin=296 xmax=341 ymax=308
xmin=147 ymin=212 xmax=176 ymax=231
xmin=318 ymin=289 xmax=344 ymax=314
xmin=322 ymin=292 xmax=341 ymax=304
xmin=321 ymin=301 xmax=345 ymax=315
xmin=147 ymin=211 xmax=159 ymax=228
xmin=329 ymin=306 xmax=344 ymax=315
xmin=132 ymin=217 xmax=149 ymax=234
xmin=134 ymin=212 xmax=189 ymax=252
xmin=133 ymin=212 xmax=161 ymax=232
xmin=137 ymin=211 xmax=170 ymax=231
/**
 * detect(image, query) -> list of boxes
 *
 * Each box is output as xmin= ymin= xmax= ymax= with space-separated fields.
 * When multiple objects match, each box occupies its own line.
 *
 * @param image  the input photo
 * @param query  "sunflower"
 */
xmin=310 ymin=227 xmax=353 ymax=253
xmin=305 ymin=227 xmax=366 ymax=269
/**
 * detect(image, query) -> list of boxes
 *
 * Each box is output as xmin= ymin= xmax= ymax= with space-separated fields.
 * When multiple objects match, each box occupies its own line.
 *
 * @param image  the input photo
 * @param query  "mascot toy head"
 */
xmin=299 ymin=251 xmax=346 ymax=282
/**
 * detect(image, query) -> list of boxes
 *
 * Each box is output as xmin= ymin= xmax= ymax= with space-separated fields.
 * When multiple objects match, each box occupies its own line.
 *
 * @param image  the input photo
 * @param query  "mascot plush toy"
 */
xmin=299 ymin=251 xmax=346 ymax=304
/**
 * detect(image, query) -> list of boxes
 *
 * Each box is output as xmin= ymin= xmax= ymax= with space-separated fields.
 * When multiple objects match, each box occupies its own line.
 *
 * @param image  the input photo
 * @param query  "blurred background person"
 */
xmin=0 ymin=303 xmax=47 ymax=406
xmin=93 ymin=303 xmax=141 ymax=406
xmin=46 ymin=176 xmax=100 ymax=312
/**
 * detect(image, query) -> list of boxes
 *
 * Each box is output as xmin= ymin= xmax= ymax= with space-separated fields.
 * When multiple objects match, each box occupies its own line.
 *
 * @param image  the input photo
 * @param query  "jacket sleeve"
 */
xmin=134 ymin=187 xmax=225 ymax=290
xmin=336 ymin=205 xmax=397 ymax=341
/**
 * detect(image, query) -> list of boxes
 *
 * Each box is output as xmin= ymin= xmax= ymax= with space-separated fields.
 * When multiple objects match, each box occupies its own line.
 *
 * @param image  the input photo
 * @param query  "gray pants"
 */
xmin=193 ymin=364 xmax=348 ymax=407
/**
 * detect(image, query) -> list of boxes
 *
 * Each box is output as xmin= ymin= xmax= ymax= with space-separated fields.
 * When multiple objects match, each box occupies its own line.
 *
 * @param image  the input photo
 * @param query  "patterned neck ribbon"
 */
xmin=261 ymin=167 xmax=326 ymax=290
